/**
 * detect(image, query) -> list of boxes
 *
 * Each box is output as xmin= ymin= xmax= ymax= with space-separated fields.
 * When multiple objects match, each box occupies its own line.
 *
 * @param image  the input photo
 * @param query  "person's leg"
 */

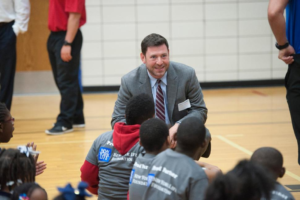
xmin=47 ymin=32 xmax=59 ymax=91
xmin=285 ymin=56 xmax=300 ymax=165
xmin=0 ymin=22 xmax=16 ymax=111
xmin=73 ymin=82 xmax=85 ymax=126
xmin=47 ymin=30 xmax=83 ymax=134
xmin=72 ymin=30 xmax=85 ymax=126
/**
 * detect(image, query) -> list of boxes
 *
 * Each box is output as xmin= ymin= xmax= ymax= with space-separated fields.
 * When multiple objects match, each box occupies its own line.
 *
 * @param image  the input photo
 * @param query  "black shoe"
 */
xmin=45 ymin=125 xmax=73 ymax=135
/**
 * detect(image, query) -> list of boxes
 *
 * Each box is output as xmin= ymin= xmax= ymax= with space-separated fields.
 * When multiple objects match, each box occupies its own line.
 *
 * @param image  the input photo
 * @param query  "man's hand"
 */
xmin=169 ymin=123 xmax=180 ymax=149
xmin=61 ymin=45 xmax=72 ymax=62
xmin=278 ymin=45 xmax=295 ymax=64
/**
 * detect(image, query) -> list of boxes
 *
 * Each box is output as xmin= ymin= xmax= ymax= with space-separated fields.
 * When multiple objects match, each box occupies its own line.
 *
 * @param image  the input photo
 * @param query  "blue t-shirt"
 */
xmin=286 ymin=0 xmax=300 ymax=53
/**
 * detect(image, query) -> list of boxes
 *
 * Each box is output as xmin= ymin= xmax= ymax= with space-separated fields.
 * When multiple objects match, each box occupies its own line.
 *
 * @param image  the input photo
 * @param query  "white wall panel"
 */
xmin=206 ymin=55 xmax=238 ymax=72
xmin=81 ymin=1 xmax=284 ymax=86
xmin=205 ymin=3 xmax=237 ymax=20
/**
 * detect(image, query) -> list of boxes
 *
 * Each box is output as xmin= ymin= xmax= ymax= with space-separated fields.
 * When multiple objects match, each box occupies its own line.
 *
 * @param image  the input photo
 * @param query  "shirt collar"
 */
xmin=147 ymin=70 xmax=168 ymax=88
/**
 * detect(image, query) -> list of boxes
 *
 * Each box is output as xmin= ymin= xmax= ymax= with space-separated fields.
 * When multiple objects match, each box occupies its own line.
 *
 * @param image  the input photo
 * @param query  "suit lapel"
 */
xmin=138 ymin=65 xmax=153 ymax=101
xmin=167 ymin=63 xmax=178 ymax=124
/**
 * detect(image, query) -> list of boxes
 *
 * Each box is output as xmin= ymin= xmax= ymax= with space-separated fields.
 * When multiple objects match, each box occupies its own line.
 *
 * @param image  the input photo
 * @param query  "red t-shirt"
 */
xmin=48 ymin=0 xmax=86 ymax=32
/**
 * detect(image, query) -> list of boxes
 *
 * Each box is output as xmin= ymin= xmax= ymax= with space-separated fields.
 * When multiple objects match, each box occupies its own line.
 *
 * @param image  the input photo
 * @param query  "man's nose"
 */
xmin=156 ymin=57 xmax=163 ymax=65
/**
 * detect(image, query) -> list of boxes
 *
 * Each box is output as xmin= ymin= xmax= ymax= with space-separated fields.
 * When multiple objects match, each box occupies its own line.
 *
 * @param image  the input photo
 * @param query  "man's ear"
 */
xmin=140 ymin=52 xmax=146 ymax=64
xmin=279 ymin=167 xmax=285 ymax=178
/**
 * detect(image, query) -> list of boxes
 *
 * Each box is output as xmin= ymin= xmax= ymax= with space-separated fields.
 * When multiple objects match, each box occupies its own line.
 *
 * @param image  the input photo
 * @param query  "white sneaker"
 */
xmin=73 ymin=124 xmax=85 ymax=128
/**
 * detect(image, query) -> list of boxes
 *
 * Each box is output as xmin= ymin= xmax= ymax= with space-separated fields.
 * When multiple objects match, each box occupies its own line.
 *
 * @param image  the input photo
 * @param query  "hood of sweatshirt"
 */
xmin=113 ymin=122 xmax=140 ymax=155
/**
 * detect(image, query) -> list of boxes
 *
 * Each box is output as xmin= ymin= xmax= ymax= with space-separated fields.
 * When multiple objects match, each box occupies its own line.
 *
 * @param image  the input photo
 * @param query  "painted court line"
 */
xmin=226 ymin=134 xmax=244 ymax=137
xmin=0 ymin=140 xmax=95 ymax=147
xmin=216 ymin=135 xmax=300 ymax=182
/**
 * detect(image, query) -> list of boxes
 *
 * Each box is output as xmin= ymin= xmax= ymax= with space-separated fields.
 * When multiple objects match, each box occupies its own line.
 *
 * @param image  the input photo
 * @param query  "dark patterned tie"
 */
xmin=156 ymin=80 xmax=165 ymax=122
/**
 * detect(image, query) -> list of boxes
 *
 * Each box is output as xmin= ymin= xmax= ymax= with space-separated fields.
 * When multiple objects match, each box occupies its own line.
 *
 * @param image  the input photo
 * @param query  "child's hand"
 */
xmin=26 ymin=142 xmax=39 ymax=162
xmin=36 ymin=161 xmax=47 ymax=176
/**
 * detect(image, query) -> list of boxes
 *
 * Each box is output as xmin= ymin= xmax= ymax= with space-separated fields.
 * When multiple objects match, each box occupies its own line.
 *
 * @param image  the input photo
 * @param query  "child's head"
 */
xmin=176 ymin=117 xmax=206 ymax=160
xmin=0 ymin=148 xmax=36 ymax=192
xmin=139 ymin=118 xmax=169 ymax=154
xmin=250 ymin=147 xmax=285 ymax=180
xmin=0 ymin=103 xmax=14 ymax=143
xmin=11 ymin=183 xmax=47 ymax=200
xmin=125 ymin=94 xmax=154 ymax=125
xmin=205 ymin=160 xmax=274 ymax=200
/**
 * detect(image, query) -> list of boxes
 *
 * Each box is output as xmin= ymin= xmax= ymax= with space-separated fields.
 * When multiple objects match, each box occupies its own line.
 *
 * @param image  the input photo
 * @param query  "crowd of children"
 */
xmin=0 ymin=94 xmax=296 ymax=199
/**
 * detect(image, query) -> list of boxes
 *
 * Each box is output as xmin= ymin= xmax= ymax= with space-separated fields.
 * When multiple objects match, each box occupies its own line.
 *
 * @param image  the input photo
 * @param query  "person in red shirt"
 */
xmin=46 ymin=0 xmax=86 ymax=135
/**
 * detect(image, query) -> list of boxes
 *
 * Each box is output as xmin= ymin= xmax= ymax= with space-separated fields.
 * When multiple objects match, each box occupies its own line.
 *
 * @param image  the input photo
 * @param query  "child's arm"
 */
xmin=80 ymin=139 xmax=101 ymax=195
xmin=195 ymin=160 xmax=222 ymax=182
xmin=80 ymin=160 xmax=99 ymax=195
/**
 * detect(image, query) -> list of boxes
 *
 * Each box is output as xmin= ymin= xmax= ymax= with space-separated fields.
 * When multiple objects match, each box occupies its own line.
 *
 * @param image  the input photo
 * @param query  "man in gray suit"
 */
xmin=112 ymin=33 xmax=210 ymax=154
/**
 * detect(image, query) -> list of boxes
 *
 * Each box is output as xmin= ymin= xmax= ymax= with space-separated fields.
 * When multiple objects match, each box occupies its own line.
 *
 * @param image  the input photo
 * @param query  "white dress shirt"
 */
xmin=0 ymin=0 xmax=30 ymax=36
xmin=147 ymin=71 xmax=170 ymax=125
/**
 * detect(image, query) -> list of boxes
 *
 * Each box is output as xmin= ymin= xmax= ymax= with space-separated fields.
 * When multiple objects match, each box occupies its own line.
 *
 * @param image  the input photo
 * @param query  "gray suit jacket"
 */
xmin=111 ymin=61 xmax=208 ymax=128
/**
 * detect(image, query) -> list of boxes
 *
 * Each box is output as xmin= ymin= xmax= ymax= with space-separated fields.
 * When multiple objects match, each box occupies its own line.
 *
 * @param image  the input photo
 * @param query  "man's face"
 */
xmin=140 ymin=44 xmax=170 ymax=79
xmin=0 ymin=111 xmax=14 ymax=143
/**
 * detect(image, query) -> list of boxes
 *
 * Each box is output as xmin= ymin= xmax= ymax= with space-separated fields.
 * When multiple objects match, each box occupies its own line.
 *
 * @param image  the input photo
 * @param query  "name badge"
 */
xmin=178 ymin=99 xmax=191 ymax=111
xmin=98 ymin=147 xmax=112 ymax=162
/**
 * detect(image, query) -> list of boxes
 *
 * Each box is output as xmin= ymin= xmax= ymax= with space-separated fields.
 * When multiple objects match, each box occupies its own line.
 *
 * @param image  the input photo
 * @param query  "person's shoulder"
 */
xmin=273 ymin=182 xmax=295 ymax=200
xmin=154 ymin=149 xmax=170 ymax=159
xmin=170 ymin=61 xmax=195 ymax=72
xmin=169 ymin=61 xmax=195 ymax=79
xmin=122 ymin=64 xmax=146 ymax=81
xmin=93 ymin=130 xmax=114 ymax=145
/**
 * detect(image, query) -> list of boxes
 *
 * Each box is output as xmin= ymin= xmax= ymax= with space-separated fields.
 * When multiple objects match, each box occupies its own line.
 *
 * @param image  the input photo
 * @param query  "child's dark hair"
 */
xmin=205 ymin=173 xmax=238 ymax=200
xmin=125 ymin=94 xmax=154 ymax=125
xmin=0 ymin=148 xmax=36 ymax=190
xmin=139 ymin=118 xmax=169 ymax=152
xmin=250 ymin=147 xmax=283 ymax=174
xmin=177 ymin=117 xmax=206 ymax=152
xmin=205 ymin=160 xmax=274 ymax=200
xmin=0 ymin=103 xmax=9 ymax=123
xmin=11 ymin=183 xmax=47 ymax=200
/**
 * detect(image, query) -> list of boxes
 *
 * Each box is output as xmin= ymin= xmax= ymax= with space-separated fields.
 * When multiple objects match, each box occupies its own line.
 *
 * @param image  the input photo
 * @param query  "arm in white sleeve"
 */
xmin=12 ymin=0 xmax=30 ymax=36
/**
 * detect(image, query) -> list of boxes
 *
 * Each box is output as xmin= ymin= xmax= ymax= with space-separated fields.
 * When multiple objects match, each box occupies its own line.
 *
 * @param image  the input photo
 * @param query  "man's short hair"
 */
xmin=250 ymin=147 xmax=283 ymax=173
xmin=125 ymin=94 xmax=154 ymax=125
xmin=177 ymin=117 xmax=206 ymax=152
xmin=139 ymin=118 xmax=169 ymax=152
xmin=141 ymin=33 xmax=169 ymax=55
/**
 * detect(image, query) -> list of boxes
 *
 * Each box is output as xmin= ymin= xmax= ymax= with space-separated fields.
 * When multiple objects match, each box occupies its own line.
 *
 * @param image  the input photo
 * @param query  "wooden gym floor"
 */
xmin=1 ymin=86 xmax=300 ymax=199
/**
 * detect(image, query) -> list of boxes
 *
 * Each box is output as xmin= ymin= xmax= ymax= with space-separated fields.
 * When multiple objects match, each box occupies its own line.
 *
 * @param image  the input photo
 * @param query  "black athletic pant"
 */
xmin=0 ymin=21 xmax=16 ymax=111
xmin=285 ymin=54 xmax=300 ymax=165
xmin=47 ymin=30 xmax=84 ymax=128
